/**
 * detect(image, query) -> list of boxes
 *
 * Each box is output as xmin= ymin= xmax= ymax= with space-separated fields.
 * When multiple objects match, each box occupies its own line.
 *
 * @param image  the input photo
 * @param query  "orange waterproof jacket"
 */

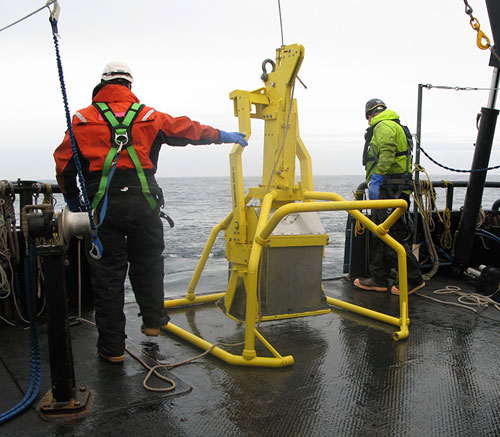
xmin=54 ymin=84 xmax=222 ymax=197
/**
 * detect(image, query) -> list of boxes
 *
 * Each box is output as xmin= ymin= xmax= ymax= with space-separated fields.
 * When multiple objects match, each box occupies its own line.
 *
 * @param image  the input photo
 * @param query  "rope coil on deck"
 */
xmin=416 ymin=285 xmax=500 ymax=313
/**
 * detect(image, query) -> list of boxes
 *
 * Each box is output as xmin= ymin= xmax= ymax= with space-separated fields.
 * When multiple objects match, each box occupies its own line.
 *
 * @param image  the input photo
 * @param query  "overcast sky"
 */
xmin=1 ymin=0 xmax=499 ymax=181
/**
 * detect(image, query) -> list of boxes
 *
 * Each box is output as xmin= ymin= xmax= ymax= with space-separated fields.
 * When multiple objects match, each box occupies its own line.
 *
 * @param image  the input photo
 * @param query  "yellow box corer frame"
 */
xmin=162 ymin=44 xmax=410 ymax=368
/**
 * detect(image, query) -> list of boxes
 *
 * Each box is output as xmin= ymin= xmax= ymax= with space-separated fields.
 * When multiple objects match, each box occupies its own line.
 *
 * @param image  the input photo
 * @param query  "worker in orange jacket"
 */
xmin=54 ymin=61 xmax=247 ymax=363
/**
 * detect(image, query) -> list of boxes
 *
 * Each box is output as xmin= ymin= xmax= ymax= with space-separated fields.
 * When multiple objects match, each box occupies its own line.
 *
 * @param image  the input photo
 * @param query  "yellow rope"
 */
xmin=412 ymin=165 xmax=440 ymax=279
xmin=440 ymin=207 xmax=453 ymax=249
xmin=439 ymin=180 xmax=453 ymax=250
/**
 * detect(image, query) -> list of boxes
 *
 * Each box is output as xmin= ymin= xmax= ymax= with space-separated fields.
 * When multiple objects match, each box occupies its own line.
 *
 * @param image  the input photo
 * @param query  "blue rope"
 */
xmin=476 ymin=229 xmax=500 ymax=244
xmin=49 ymin=18 xmax=103 ymax=257
xmin=95 ymin=158 xmax=120 ymax=228
xmin=419 ymin=144 xmax=500 ymax=173
xmin=0 ymin=245 xmax=41 ymax=424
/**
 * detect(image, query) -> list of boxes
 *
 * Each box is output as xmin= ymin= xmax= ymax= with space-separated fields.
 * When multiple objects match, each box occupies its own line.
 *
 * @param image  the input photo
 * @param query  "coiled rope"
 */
xmin=78 ymin=317 xmax=243 ymax=393
xmin=416 ymin=285 xmax=500 ymax=313
xmin=412 ymin=166 xmax=441 ymax=279
xmin=0 ymin=181 xmax=29 ymax=325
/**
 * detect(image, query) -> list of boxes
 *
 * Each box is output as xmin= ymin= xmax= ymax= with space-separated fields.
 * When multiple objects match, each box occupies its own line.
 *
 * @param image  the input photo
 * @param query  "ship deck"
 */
xmin=2 ymin=274 xmax=500 ymax=436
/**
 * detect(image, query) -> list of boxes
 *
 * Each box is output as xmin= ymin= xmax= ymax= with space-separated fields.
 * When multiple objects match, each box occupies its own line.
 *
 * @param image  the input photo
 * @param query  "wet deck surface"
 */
xmin=2 ymin=275 xmax=500 ymax=436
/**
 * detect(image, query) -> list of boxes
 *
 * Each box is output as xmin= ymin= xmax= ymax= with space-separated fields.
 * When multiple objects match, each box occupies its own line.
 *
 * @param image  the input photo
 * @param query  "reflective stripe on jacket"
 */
xmin=365 ymin=109 xmax=410 ymax=184
xmin=54 ymin=84 xmax=221 ymax=197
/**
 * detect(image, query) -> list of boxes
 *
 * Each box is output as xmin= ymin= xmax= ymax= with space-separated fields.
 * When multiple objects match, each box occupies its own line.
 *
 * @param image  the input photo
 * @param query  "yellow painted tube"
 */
xmin=260 ymin=308 xmax=331 ymax=321
xmin=304 ymin=191 xmax=407 ymax=243
xmin=229 ymin=144 xmax=247 ymax=240
xmin=296 ymin=136 xmax=313 ymax=192
xmin=186 ymin=194 xmax=251 ymax=299
xmin=244 ymin=191 xmax=277 ymax=358
xmin=393 ymin=296 xmax=410 ymax=341
xmin=164 ymin=322 xmax=294 ymax=367
xmin=254 ymin=329 xmax=283 ymax=358
xmin=222 ymin=270 xmax=239 ymax=313
xmin=186 ymin=221 xmax=229 ymax=298
xmin=164 ymin=292 xmax=225 ymax=309
xmin=274 ymin=191 xmax=410 ymax=340
xmin=258 ymin=198 xmax=406 ymax=243
xmin=326 ymin=296 xmax=401 ymax=327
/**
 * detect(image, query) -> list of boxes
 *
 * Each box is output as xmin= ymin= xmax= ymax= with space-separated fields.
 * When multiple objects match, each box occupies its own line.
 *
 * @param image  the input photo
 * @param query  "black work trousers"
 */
xmin=369 ymin=189 xmax=422 ymax=287
xmin=86 ymin=192 xmax=165 ymax=357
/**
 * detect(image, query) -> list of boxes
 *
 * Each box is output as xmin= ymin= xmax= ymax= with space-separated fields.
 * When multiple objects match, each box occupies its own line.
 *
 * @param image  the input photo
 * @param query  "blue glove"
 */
xmin=368 ymin=173 xmax=384 ymax=200
xmin=219 ymin=130 xmax=248 ymax=146
xmin=64 ymin=195 xmax=83 ymax=212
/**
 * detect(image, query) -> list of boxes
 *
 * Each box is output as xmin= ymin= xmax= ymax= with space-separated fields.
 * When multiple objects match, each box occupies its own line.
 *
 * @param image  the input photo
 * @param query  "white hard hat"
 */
xmin=101 ymin=61 xmax=134 ymax=83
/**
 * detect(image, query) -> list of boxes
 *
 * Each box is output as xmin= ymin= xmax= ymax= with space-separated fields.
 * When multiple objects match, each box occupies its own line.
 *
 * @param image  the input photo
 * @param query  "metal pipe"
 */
xmin=454 ymin=106 xmax=499 ymax=267
xmin=163 ymin=321 xmax=294 ymax=367
xmin=164 ymin=292 xmax=225 ymax=309
xmin=413 ymin=84 xmax=424 ymax=244
xmin=185 ymin=211 xmax=234 ymax=298
xmin=254 ymin=192 xmax=410 ymax=339
xmin=244 ymin=191 xmax=277 ymax=359
xmin=38 ymin=245 xmax=77 ymax=402
xmin=487 ymin=67 xmax=499 ymax=109
xmin=326 ymin=296 xmax=400 ymax=327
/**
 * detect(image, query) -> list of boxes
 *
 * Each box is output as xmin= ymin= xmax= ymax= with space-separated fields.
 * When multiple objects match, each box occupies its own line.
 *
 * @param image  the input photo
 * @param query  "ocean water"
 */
xmin=151 ymin=174 xmax=500 ymax=299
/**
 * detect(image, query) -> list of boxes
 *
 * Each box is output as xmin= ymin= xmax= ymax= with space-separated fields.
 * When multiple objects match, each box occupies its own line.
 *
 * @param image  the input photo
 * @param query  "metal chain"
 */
xmin=463 ymin=0 xmax=491 ymax=49
xmin=462 ymin=0 xmax=500 ymax=63
xmin=418 ymin=140 xmax=500 ymax=173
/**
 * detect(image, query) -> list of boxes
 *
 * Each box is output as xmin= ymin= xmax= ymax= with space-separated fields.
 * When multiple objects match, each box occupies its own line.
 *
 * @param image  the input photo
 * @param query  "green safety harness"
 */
xmin=92 ymin=102 xmax=159 ymax=215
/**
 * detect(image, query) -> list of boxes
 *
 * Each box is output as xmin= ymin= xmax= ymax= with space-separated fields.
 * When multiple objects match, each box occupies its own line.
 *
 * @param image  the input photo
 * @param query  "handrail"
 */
xmin=248 ymin=191 xmax=410 ymax=342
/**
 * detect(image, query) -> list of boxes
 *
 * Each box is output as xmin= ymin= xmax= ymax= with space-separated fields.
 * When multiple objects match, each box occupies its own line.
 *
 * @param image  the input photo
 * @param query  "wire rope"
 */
xmin=264 ymin=84 xmax=296 ymax=194
xmin=277 ymin=0 xmax=285 ymax=46
xmin=0 ymin=0 xmax=57 ymax=33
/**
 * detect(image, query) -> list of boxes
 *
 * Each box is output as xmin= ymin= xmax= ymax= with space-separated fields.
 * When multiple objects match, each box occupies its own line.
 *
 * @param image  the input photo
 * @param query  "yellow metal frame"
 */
xmin=163 ymin=44 xmax=411 ymax=367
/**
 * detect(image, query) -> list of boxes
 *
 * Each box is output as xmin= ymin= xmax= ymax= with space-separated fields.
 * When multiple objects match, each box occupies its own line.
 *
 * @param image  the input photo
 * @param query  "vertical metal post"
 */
xmin=453 ymin=65 xmax=499 ymax=268
xmin=38 ymin=245 xmax=76 ymax=401
xmin=453 ymin=107 xmax=499 ymax=267
xmin=412 ymin=84 xmax=424 ymax=244
xmin=487 ymin=67 xmax=499 ymax=109
xmin=37 ymin=243 xmax=91 ymax=419
xmin=445 ymin=184 xmax=454 ymax=211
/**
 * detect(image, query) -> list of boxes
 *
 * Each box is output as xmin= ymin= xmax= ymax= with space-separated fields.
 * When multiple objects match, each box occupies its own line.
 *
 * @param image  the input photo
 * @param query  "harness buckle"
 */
xmin=114 ymin=131 xmax=129 ymax=150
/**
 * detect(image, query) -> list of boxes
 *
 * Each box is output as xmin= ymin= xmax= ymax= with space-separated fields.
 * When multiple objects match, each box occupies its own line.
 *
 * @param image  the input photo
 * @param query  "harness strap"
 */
xmin=92 ymin=146 xmax=118 ymax=209
xmin=364 ymin=150 xmax=407 ymax=162
xmin=125 ymin=145 xmax=158 ymax=211
xmin=91 ymin=102 xmax=158 ymax=212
